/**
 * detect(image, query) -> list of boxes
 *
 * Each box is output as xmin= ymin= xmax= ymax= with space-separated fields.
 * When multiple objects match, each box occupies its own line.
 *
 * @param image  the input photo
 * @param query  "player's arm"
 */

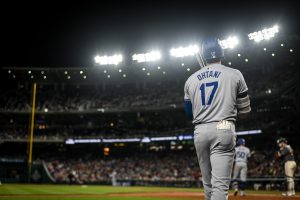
xmin=236 ymin=70 xmax=251 ymax=117
xmin=278 ymin=147 xmax=288 ymax=157
xmin=237 ymin=91 xmax=251 ymax=116
xmin=184 ymin=100 xmax=193 ymax=119
xmin=184 ymin=80 xmax=193 ymax=119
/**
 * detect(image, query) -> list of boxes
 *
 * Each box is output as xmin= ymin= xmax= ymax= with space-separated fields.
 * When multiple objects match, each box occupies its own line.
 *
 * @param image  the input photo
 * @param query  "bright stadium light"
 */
xmin=248 ymin=25 xmax=279 ymax=42
xmin=94 ymin=54 xmax=123 ymax=65
xmin=132 ymin=51 xmax=161 ymax=63
xmin=219 ymin=36 xmax=239 ymax=49
xmin=170 ymin=45 xmax=199 ymax=57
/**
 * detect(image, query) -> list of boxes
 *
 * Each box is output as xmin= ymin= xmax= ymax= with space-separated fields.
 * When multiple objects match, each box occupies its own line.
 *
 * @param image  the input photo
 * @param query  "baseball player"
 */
xmin=232 ymin=138 xmax=252 ymax=196
xmin=184 ymin=37 xmax=251 ymax=200
xmin=276 ymin=138 xmax=297 ymax=196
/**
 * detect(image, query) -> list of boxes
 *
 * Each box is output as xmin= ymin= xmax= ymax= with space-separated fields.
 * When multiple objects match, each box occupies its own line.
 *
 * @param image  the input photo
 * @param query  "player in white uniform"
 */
xmin=184 ymin=38 xmax=251 ymax=200
xmin=232 ymin=138 xmax=251 ymax=196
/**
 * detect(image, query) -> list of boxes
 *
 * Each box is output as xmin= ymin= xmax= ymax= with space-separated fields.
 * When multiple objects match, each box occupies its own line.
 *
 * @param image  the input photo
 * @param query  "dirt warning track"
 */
xmin=1 ymin=192 xmax=300 ymax=199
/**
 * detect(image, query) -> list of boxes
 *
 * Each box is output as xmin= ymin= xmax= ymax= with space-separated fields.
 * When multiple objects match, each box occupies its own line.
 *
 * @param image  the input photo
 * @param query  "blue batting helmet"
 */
xmin=237 ymin=138 xmax=246 ymax=146
xmin=201 ymin=37 xmax=224 ymax=61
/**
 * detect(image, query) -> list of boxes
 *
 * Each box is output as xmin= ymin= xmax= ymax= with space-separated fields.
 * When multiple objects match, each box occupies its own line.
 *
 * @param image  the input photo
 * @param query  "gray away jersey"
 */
xmin=235 ymin=146 xmax=250 ymax=163
xmin=184 ymin=63 xmax=248 ymax=125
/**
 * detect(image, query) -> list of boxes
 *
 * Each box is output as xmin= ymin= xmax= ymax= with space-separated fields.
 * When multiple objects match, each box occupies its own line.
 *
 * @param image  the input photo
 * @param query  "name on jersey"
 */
xmin=197 ymin=70 xmax=221 ymax=81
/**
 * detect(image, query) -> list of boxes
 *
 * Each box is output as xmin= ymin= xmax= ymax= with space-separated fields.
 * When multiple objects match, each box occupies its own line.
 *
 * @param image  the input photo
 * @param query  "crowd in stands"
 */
xmin=0 ymin=85 xmax=182 ymax=112
xmin=0 ymin=62 xmax=297 ymax=113
xmin=46 ymin=150 xmax=300 ymax=184
xmin=46 ymin=153 xmax=201 ymax=184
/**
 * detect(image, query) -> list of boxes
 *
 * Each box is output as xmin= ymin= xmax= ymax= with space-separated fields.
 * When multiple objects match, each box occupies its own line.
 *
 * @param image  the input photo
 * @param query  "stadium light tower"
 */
xmin=219 ymin=36 xmax=239 ymax=49
xmin=248 ymin=25 xmax=279 ymax=43
xmin=170 ymin=45 xmax=199 ymax=57
xmin=132 ymin=51 xmax=161 ymax=63
xmin=94 ymin=54 xmax=123 ymax=65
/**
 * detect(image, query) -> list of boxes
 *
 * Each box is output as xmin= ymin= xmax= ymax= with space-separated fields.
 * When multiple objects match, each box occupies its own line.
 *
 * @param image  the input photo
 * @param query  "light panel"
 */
xmin=94 ymin=54 xmax=123 ymax=65
xmin=248 ymin=25 xmax=279 ymax=42
xmin=219 ymin=36 xmax=239 ymax=49
xmin=170 ymin=45 xmax=199 ymax=57
xmin=132 ymin=51 xmax=161 ymax=62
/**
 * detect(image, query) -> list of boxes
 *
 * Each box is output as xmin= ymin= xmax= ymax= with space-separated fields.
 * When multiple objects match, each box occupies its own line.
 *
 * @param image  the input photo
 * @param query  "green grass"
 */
xmin=0 ymin=184 xmax=201 ymax=200
xmin=0 ymin=184 xmax=201 ymax=194
xmin=0 ymin=183 xmax=286 ymax=200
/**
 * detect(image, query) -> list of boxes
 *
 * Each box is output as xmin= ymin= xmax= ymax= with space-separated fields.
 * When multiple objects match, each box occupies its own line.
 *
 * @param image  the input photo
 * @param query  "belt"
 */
xmin=194 ymin=120 xmax=235 ymax=126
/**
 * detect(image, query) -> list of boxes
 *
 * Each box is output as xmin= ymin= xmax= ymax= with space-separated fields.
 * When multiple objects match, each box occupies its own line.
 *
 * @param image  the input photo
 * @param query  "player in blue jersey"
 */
xmin=184 ymin=38 xmax=251 ymax=200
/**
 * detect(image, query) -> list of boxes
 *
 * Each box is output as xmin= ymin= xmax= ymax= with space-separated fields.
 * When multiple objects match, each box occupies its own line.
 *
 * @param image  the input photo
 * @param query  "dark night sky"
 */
xmin=1 ymin=0 xmax=298 ymax=67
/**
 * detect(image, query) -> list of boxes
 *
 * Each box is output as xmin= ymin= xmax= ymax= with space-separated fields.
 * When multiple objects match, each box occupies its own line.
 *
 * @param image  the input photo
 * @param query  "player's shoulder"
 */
xmin=185 ymin=69 xmax=202 ymax=86
xmin=219 ymin=64 xmax=243 ymax=76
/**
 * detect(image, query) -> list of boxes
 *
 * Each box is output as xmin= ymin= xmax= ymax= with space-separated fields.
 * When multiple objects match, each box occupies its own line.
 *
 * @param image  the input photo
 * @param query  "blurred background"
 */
xmin=0 ymin=0 xmax=299 ymax=191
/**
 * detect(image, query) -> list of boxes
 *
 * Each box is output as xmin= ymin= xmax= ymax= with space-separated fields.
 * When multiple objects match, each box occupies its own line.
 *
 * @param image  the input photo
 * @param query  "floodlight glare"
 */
xmin=248 ymin=25 xmax=279 ymax=42
xmin=170 ymin=45 xmax=199 ymax=57
xmin=94 ymin=54 xmax=123 ymax=65
xmin=219 ymin=36 xmax=239 ymax=49
xmin=132 ymin=51 xmax=161 ymax=62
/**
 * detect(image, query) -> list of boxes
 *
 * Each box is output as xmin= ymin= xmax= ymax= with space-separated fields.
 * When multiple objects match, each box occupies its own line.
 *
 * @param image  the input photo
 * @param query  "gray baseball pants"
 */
xmin=194 ymin=121 xmax=236 ymax=200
